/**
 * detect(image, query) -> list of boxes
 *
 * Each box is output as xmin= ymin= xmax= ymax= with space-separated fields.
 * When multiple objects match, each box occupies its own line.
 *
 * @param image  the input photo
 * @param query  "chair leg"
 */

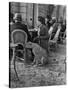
xmin=11 ymin=48 xmax=20 ymax=81
xmin=14 ymin=55 xmax=20 ymax=81
xmin=24 ymin=48 xmax=27 ymax=64
xmin=11 ymin=48 xmax=15 ymax=65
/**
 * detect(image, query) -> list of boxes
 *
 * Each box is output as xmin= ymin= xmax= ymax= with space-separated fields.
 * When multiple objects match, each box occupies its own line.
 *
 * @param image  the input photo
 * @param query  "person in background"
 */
xmin=48 ymin=17 xmax=56 ymax=35
xmin=37 ymin=16 xmax=50 ymax=56
xmin=10 ymin=14 xmax=32 ymax=42
xmin=50 ymin=17 xmax=56 ymax=26
xmin=60 ymin=19 xmax=66 ymax=33
xmin=50 ymin=19 xmax=59 ymax=40
xmin=46 ymin=15 xmax=52 ymax=29
xmin=9 ymin=13 xmax=15 ymax=25
xmin=58 ymin=18 xmax=66 ymax=42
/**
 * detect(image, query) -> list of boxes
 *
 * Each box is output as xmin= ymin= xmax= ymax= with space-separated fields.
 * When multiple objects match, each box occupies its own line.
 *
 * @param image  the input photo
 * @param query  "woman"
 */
xmin=37 ymin=16 xmax=49 ymax=55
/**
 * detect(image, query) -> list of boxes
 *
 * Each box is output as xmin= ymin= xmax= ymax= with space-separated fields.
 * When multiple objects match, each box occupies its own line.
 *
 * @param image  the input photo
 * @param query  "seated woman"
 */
xmin=50 ymin=21 xmax=59 ymax=40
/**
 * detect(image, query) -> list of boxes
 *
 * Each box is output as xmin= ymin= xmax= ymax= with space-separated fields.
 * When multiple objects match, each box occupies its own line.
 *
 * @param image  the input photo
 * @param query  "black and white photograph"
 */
xmin=9 ymin=2 xmax=66 ymax=88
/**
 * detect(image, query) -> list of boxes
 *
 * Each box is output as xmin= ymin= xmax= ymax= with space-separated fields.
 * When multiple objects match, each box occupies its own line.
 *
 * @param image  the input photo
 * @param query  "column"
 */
xmin=32 ymin=3 xmax=38 ymax=28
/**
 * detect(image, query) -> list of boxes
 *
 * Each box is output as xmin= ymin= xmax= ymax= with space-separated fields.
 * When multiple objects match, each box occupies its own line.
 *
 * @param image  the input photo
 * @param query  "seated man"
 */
xmin=10 ymin=14 xmax=32 ymax=42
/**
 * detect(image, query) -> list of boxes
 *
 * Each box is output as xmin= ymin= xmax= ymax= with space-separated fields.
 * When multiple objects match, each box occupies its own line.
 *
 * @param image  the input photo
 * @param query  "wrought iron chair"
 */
xmin=10 ymin=29 xmax=27 ymax=81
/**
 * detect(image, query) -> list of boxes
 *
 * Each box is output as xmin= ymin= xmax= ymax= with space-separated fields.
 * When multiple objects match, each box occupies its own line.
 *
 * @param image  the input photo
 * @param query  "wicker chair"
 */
xmin=10 ymin=29 xmax=27 ymax=81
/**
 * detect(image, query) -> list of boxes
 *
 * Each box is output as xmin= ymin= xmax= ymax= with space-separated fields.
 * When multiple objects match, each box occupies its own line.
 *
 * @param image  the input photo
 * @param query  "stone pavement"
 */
xmin=10 ymin=42 xmax=66 ymax=88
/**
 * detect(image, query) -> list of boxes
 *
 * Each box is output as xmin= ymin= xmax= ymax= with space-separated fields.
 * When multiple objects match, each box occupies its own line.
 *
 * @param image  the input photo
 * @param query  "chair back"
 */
xmin=11 ymin=29 xmax=27 ymax=46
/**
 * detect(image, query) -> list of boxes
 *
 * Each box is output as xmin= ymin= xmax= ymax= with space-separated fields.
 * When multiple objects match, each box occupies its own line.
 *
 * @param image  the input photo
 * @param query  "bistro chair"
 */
xmin=10 ymin=29 xmax=27 ymax=81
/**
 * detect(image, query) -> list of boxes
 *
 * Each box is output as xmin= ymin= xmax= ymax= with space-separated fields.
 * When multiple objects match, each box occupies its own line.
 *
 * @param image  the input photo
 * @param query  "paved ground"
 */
xmin=10 ymin=41 xmax=66 ymax=88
